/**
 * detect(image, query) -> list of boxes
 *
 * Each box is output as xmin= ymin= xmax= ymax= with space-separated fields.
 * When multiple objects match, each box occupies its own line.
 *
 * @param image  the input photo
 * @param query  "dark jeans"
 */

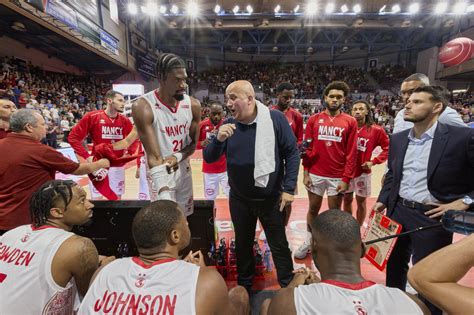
xmin=229 ymin=193 xmax=293 ymax=289
xmin=387 ymin=201 xmax=453 ymax=315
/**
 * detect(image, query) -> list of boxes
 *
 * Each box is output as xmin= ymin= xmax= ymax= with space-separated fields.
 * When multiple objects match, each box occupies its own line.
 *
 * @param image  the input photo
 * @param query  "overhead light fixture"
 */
xmin=214 ymin=4 xmax=221 ymax=14
xmin=325 ymin=3 xmax=335 ymax=14
xmin=170 ymin=4 xmax=179 ymax=14
xmin=408 ymin=3 xmax=420 ymax=14
xmin=237 ymin=46 xmax=243 ymax=53
xmin=145 ymin=2 xmax=158 ymax=15
xmin=232 ymin=5 xmax=239 ymax=14
xmin=272 ymin=46 xmax=279 ymax=52
xmin=159 ymin=5 xmax=167 ymax=14
xmin=468 ymin=4 xmax=474 ymax=12
xmin=294 ymin=4 xmax=300 ymax=13
xmin=127 ymin=3 xmax=138 ymax=15
xmin=353 ymin=4 xmax=361 ymax=14
xmin=341 ymin=4 xmax=349 ymax=13
xmin=391 ymin=4 xmax=401 ymax=13
xmin=452 ymin=2 xmax=468 ymax=14
xmin=306 ymin=1 xmax=318 ymax=16
xmin=11 ymin=21 xmax=26 ymax=32
xmin=186 ymin=1 xmax=199 ymax=16
xmin=434 ymin=2 xmax=448 ymax=14
xmin=307 ymin=47 xmax=314 ymax=53
xmin=274 ymin=4 xmax=281 ymax=13
xmin=247 ymin=5 xmax=254 ymax=14
xmin=379 ymin=5 xmax=386 ymax=13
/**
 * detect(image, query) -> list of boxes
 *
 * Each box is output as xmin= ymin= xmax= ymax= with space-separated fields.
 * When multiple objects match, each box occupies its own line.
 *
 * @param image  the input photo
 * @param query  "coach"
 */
xmin=204 ymin=80 xmax=299 ymax=292
xmin=373 ymin=86 xmax=474 ymax=315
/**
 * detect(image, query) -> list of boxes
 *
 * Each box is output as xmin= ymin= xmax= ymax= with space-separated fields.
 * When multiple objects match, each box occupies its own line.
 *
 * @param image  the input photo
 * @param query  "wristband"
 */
xmin=173 ymin=152 xmax=183 ymax=163
xmin=149 ymin=165 xmax=174 ymax=200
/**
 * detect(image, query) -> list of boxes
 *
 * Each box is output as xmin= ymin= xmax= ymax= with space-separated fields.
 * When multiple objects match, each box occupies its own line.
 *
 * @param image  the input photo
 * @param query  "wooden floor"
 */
xmin=77 ymin=150 xmax=472 ymax=290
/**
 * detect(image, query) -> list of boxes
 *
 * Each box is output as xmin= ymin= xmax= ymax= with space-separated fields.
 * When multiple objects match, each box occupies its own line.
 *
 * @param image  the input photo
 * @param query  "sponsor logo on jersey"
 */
xmin=101 ymin=126 xmax=124 ymax=140
xmin=100 ymin=119 xmax=105 ymax=124
xmin=181 ymin=105 xmax=189 ymax=109
xmin=319 ymin=119 xmax=324 ymax=123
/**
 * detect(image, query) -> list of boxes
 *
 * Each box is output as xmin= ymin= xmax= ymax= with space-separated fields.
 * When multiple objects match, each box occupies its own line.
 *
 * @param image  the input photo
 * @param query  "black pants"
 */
xmin=387 ymin=201 xmax=453 ymax=315
xmin=229 ymin=193 xmax=293 ymax=289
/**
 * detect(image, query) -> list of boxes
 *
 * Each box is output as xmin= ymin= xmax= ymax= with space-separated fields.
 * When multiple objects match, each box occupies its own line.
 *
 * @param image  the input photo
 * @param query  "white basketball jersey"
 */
xmin=294 ymin=280 xmax=423 ymax=315
xmin=0 ymin=225 xmax=80 ymax=314
xmin=140 ymin=90 xmax=193 ymax=158
xmin=79 ymin=257 xmax=200 ymax=315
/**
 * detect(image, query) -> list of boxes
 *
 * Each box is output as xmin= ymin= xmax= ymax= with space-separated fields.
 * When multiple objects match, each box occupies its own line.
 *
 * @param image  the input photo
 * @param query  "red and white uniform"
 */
xmin=294 ymin=280 xmax=423 ymax=314
xmin=68 ymin=110 xmax=134 ymax=197
xmin=136 ymin=143 xmax=150 ymax=200
xmin=79 ymin=257 xmax=199 ymax=315
xmin=197 ymin=118 xmax=229 ymax=200
xmin=140 ymin=90 xmax=194 ymax=215
xmin=271 ymin=106 xmax=304 ymax=145
xmin=0 ymin=225 xmax=80 ymax=314
xmin=303 ymin=112 xmax=358 ymax=183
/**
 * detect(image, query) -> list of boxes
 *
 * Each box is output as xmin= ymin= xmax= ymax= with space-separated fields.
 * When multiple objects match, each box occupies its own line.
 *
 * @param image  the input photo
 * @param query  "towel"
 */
xmin=254 ymin=100 xmax=275 ymax=187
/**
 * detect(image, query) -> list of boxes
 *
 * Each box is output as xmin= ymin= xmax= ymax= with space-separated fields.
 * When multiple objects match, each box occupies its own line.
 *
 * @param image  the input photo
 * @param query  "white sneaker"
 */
xmin=294 ymin=239 xmax=311 ymax=259
xmin=259 ymin=231 xmax=266 ymax=241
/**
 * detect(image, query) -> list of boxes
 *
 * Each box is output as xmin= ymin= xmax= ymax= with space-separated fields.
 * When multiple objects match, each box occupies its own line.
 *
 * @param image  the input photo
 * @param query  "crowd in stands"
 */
xmin=2 ymin=56 xmax=473 ymax=147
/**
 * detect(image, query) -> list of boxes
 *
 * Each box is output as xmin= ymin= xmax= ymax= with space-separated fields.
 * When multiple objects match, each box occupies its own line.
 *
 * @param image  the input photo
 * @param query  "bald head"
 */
xmin=225 ymin=80 xmax=257 ymax=123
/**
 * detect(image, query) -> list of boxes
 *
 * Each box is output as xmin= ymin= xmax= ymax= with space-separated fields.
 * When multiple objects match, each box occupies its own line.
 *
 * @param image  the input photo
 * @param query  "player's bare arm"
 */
xmin=132 ymin=98 xmax=164 ymax=168
xmin=112 ymin=127 xmax=138 ymax=151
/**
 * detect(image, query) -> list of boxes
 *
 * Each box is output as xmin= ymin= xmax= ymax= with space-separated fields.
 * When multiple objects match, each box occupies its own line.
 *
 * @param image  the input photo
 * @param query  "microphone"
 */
xmin=441 ymin=210 xmax=474 ymax=235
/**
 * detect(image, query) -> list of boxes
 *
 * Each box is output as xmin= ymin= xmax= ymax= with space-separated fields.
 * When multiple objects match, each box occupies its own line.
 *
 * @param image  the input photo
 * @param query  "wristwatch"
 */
xmin=462 ymin=195 xmax=473 ymax=206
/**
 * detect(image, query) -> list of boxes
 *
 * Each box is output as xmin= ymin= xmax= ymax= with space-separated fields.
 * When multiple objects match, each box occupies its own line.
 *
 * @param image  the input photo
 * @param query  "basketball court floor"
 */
xmin=78 ymin=150 xmax=473 ymax=290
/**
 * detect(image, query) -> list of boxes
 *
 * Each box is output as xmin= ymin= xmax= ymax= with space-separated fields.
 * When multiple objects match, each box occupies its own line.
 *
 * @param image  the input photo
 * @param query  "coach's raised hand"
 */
xmin=217 ymin=123 xmax=236 ymax=142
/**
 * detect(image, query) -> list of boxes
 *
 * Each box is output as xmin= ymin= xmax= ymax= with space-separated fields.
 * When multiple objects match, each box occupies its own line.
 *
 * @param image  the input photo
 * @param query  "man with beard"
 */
xmin=197 ymin=101 xmax=230 ymax=200
xmin=131 ymin=53 xmax=201 ymax=216
xmin=294 ymin=81 xmax=358 ymax=259
xmin=373 ymin=85 xmax=474 ymax=315
xmin=343 ymin=100 xmax=389 ymax=225
xmin=68 ymin=90 xmax=134 ymax=199
xmin=270 ymin=82 xmax=303 ymax=226
xmin=0 ymin=180 xmax=114 ymax=314
xmin=393 ymin=73 xmax=465 ymax=134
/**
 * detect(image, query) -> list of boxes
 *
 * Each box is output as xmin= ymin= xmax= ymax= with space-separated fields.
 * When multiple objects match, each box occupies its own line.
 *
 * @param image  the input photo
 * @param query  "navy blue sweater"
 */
xmin=203 ymin=110 xmax=300 ymax=200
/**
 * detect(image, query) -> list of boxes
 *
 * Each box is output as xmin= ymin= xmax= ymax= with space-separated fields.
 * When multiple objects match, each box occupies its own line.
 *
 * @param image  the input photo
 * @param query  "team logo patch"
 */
xmin=351 ymin=297 xmax=368 ymax=315
xmin=326 ymin=141 xmax=332 ymax=146
xmin=21 ymin=233 xmax=31 ymax=243
xmin=135 ymin=273 xmax=146 ymax=288
xmin=100 ymin=119 xmax=105 ymax=124
xmin=206 ymin=188 xmax=215 ymax=196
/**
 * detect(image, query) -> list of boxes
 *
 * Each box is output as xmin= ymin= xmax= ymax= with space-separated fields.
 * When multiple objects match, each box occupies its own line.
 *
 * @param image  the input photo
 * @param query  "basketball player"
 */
xmin=262 ymin=209 xmax=428 ymax=315
xmin=271 ymin=82 xmax=303 ymax=226
xmin=0 ymin=180 xmax=114 ymax=314
xmin=131 ymin=53 xmax=201 ymax=216
xmin=197 ymin=101 xmax=230 ymax=200
xmin=0 ymin=98 xmax=16 ymax=139
xmin=68 ymin=90 xmax=135 ymax=199
xmin=343 ymin=101 xmax=389 ymax=225
xmin=294 ymin=81 xmax=358 ymax=259
xmin=78 ymin=200 xmax=250 ymax=315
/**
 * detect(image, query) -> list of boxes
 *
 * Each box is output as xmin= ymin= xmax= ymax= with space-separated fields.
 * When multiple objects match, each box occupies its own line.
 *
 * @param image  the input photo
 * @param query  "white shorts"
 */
xmin=203 ymin=172 xmax=230 ymax=200
xmin=346 ymin=173 xmax=372 ymax=198
xmin=89 ymin=167 xmax=125 ymax=199
xmin=306 ymin=174 xmax=341 ymax=197
xmin=147 ymin=158 xmax=194 ymax=216
xmin=138 ymin=156 xmax=150 ymax=200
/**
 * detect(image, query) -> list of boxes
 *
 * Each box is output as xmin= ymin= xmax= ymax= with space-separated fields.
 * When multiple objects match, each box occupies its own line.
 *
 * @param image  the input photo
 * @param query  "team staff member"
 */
xmin=0 ymin=98 xmax=16 ymax=139
xmin=0 ymin=180 xmax=114 ymax=314
xmin=373 ymin=86 xmax=474 ymax=315
xmin=0 ymin=109 xmax=109 ymax=233
xmin=79 ymin=200 xmax=249 ymax=315
xmin=295 ymin=81 xmax=358 ymax=259
xmin=271 ymin=82 xmax=303 ymax=226
xmin=204 ymin=80 xmax=299 ymax=292
xmin=197 ymin=101 xmax=230 ymax=200
xmin=343 ymin=100 xmax=389 ymax=225
xmin=68 ymin=90 xmax=135 ymax=199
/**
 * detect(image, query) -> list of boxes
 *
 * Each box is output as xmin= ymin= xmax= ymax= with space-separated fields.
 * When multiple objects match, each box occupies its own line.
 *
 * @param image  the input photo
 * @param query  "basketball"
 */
xmin=438 ymin=37 xmax=474 ymax=67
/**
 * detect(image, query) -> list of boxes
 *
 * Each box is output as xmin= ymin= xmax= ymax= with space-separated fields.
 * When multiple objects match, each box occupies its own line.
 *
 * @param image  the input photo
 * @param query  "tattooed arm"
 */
xmin=52 ymin=236 xmax=99 ymax=297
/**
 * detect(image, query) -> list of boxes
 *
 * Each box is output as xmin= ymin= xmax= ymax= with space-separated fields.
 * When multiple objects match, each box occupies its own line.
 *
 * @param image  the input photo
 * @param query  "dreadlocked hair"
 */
xmin=30 ymin=180 xmax=77 ymax=227
xmin=352 ymin=100 xmax=374 ymax=128
xmin=155 ymin=53 xmax=186 ymax=81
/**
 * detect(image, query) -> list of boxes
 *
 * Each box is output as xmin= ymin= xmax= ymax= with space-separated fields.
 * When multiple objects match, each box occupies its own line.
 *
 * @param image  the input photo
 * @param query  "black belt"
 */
xmin=397 ymin=197 xmax=436 ymax=211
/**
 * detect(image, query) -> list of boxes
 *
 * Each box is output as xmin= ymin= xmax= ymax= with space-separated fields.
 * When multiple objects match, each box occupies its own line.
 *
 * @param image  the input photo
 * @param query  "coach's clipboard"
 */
xmin=362 ymin=210 xmax=402 ymax=271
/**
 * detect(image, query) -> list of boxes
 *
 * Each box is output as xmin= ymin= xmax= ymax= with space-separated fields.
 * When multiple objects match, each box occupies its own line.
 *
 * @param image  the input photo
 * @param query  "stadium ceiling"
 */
xmin=0 ymin=4 xmax=127 ymax=76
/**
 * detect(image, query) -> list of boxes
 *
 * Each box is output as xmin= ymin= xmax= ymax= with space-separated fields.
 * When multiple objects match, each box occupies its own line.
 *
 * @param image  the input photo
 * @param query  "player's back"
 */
xmin=79 ymin=257 xmax=200 ymax=314
xmin=294 ymin=280 xmax=423 ymax=314
xmin=0 ymin=225 xmax=79 ymax=314
xmin=140 ymin=90 xmax=193 ymax=158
